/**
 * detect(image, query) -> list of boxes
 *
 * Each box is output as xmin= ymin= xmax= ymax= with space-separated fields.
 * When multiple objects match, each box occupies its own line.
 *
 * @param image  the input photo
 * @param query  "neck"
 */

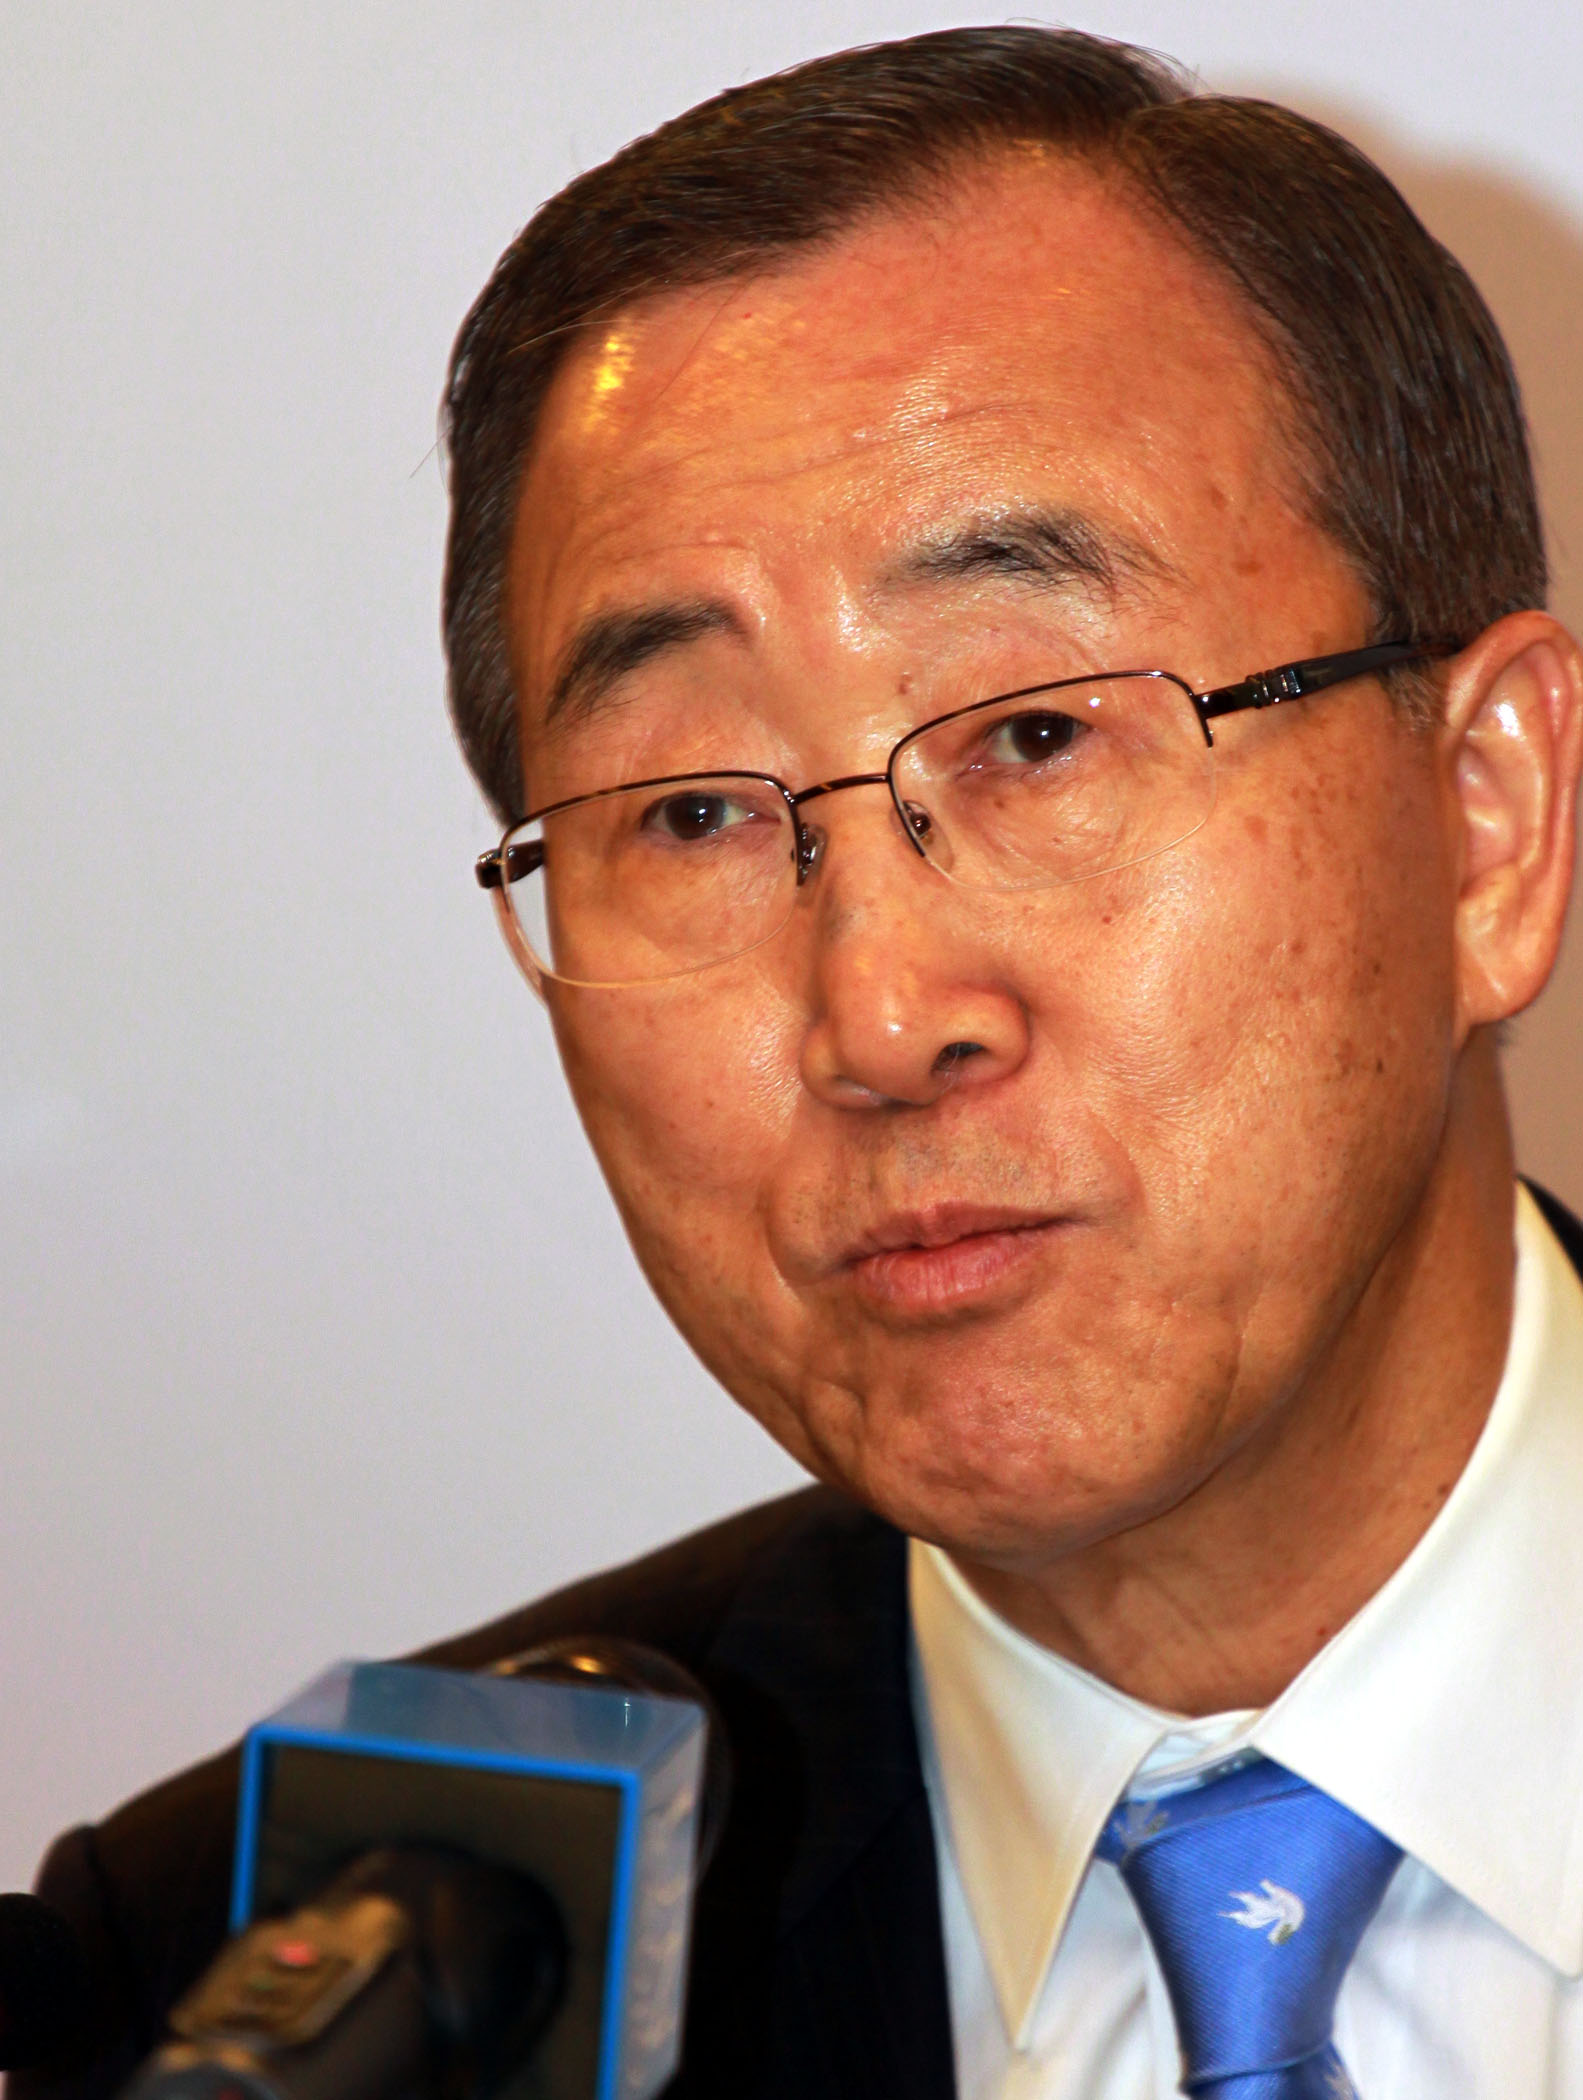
xmin=954 ymin=1036 xmax=1519 ymax=1716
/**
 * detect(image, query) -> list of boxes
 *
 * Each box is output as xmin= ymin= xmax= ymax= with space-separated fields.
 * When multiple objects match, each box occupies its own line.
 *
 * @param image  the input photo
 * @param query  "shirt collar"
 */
xmin=910 ymin=1183 xmax=1583 ymax=2046
xmin=1255 ymin=1183 xmax=1583 ymax=1972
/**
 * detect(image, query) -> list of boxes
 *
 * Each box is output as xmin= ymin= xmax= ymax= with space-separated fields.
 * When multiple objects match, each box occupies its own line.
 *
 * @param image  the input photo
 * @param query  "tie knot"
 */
xmin=1095 ymin=1757 xmax=1402 ymax=2096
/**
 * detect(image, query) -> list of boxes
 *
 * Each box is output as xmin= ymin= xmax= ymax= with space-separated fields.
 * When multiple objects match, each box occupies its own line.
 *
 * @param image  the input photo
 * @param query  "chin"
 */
xmin=805 ymin=1372 xmax=1215 ymax=1567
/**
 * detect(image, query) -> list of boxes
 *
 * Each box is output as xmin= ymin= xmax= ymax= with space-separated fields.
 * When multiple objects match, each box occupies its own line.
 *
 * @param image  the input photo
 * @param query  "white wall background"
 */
xmin=3 ymin=2 xmax=1580 ymax=1892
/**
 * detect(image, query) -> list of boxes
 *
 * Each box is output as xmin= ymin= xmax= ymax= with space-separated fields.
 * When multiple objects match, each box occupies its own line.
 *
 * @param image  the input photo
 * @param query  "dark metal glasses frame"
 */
xmin=475 ymin=639 xmax=1440 ymax=902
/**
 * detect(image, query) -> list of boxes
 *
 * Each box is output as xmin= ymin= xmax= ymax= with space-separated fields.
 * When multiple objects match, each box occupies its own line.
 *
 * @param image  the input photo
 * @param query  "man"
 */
xmin=16 ymin=25 xmax=1583 ymax=2100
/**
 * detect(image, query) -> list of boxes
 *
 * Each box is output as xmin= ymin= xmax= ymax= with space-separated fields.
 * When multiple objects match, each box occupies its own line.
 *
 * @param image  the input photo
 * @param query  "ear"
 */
xmin=1442 ymin=610 xmax=1583 ymax=1038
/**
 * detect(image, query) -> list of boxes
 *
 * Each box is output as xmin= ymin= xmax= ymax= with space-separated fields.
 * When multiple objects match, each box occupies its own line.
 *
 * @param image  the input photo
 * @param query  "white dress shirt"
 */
xmin=911 ymin=1183 xmax=1583 ymax=2098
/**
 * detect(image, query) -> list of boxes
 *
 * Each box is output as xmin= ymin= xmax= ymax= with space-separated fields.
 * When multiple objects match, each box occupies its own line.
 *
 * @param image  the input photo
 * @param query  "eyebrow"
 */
xmin=543 ymin=600 xmax=743 ymax=730
xmin=539 ymin=506 xmax=1169 ymax=732
xmin=880 ymin=505 xmax=1172 ymax=599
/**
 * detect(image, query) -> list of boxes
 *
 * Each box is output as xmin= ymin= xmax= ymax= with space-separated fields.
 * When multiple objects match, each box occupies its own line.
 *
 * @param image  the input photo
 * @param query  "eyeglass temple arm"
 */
xmin=475 ymin=839 xmax=545 ymax=890
xmin=1195 ymin=640 xmax=1444 ymax=723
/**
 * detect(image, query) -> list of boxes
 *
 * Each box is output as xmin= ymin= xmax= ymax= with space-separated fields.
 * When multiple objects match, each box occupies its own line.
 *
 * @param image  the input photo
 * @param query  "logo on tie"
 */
xmin=1112 ymin=1801 xmax=1169 ymax=1863
xmin=1223 ymin=1880 xmax=1306 ymax=1944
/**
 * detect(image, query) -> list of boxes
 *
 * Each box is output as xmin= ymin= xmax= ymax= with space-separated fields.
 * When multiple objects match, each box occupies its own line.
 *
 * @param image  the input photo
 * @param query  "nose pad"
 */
xmin=899 ymin=798 xmax=934 ymax=858
xmin=899 ymin=794 xmax=959 ymax=877
xmin=795 ymin=822 xmax=826 ymax=884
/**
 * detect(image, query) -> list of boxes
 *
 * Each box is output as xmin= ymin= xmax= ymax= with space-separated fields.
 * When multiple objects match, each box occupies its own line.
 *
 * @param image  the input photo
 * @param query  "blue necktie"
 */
xmin=1094 ymin=1756 xmax=1403 ymax=2098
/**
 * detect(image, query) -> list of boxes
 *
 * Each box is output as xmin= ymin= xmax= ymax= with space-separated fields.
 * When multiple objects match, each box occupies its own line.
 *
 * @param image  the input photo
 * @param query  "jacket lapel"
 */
xmin=775 ymin=1789 xmax=958 ymax=2100
xmin=686 ymin=1500 xmax=956 ymax=2099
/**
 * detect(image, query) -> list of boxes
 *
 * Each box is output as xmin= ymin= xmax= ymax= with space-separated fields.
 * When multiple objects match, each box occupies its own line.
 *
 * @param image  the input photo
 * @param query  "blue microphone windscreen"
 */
xmin=231 ymin=1661 xmax=706 ymax=2100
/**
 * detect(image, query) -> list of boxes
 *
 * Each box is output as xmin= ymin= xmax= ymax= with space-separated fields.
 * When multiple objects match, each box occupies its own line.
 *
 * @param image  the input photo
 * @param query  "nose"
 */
xmin=793 ymin=789 xmax=1031 ymax=1111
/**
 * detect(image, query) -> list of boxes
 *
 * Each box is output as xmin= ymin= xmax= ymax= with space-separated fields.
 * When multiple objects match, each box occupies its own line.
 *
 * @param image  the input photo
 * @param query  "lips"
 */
xmin=837 ymin=1203 xmax=1068 ymax=1318
xmin=841 ymin=1202 xmax=1062 ymax=1264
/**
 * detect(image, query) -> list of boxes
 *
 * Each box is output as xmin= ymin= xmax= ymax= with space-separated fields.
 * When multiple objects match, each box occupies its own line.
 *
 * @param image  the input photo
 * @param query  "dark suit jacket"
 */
xmin=17 ymin=1183 xmax=1583 ymax=2100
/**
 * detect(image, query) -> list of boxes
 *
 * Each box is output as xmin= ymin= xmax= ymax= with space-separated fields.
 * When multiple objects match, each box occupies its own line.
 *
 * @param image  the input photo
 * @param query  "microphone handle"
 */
xmin=121 ymin=1846 xmax=562 ymax=2100
xmin=122 ymin=1902 xmax=430 ymax=2100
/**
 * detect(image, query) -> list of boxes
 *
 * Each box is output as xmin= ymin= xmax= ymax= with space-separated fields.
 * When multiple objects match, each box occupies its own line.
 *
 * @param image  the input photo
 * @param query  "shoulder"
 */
xmin=21 ymin=1484 xmax=900 ymax=2098
xmin=417 ymin=1481 xmax=894 ymax=1675
xmin=1527 ymin=1177 xmax=1583 ymax=1279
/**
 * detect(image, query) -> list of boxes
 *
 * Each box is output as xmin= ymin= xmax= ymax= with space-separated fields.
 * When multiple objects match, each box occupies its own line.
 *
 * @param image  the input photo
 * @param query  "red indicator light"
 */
xmin=270 ymin=1936 xmax=322 ymax=1971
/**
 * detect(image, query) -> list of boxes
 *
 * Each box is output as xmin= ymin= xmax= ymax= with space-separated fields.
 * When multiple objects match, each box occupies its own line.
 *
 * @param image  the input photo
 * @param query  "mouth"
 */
xmin=840 ymin=1204 xmax=1068 ymax=1318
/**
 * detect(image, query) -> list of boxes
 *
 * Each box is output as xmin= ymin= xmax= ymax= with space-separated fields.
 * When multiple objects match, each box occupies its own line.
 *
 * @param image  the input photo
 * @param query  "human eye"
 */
xmin=636 ymin=785 xmax=772 ymax=843
xmin=975 ymin=705 xmax=1089 ymax=769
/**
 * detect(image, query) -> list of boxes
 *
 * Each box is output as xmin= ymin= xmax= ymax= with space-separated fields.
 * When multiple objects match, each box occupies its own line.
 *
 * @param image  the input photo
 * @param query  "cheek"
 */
xmin=549 ymin=980 xmax=803 ymax=1267
xmin=1083 ymin=728 xmax=1459 ymax=1254
xmin=1232 ymin=740 xmax=1455 ymax=1066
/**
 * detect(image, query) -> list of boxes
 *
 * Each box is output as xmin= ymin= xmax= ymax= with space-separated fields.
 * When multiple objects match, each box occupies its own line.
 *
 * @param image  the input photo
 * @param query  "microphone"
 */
xmin=121 ymin=1638 xmax=726 ymax=2100
xmin=0 ymin=1893 xmax=89 ymax=2071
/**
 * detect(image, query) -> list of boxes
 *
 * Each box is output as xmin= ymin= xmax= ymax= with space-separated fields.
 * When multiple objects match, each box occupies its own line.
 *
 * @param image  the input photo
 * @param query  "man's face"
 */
xmin=504 ymin=158 xmax=1463 ymax=1566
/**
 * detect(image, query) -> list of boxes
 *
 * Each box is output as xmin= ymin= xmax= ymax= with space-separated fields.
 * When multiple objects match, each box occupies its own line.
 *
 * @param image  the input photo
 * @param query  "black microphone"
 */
xmin=121 ymin=1638 xmax=727 ymax=2100
xmin=0 ymin=1893 xmax=89 ymax=2071
xmin=128 ymin=1845 xmax=564 ymax=2100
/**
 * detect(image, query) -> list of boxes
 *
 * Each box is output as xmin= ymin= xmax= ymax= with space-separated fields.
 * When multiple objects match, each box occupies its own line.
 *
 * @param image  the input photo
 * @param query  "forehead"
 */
xmin=507 ymin=156 xmax=1319 ymax=706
